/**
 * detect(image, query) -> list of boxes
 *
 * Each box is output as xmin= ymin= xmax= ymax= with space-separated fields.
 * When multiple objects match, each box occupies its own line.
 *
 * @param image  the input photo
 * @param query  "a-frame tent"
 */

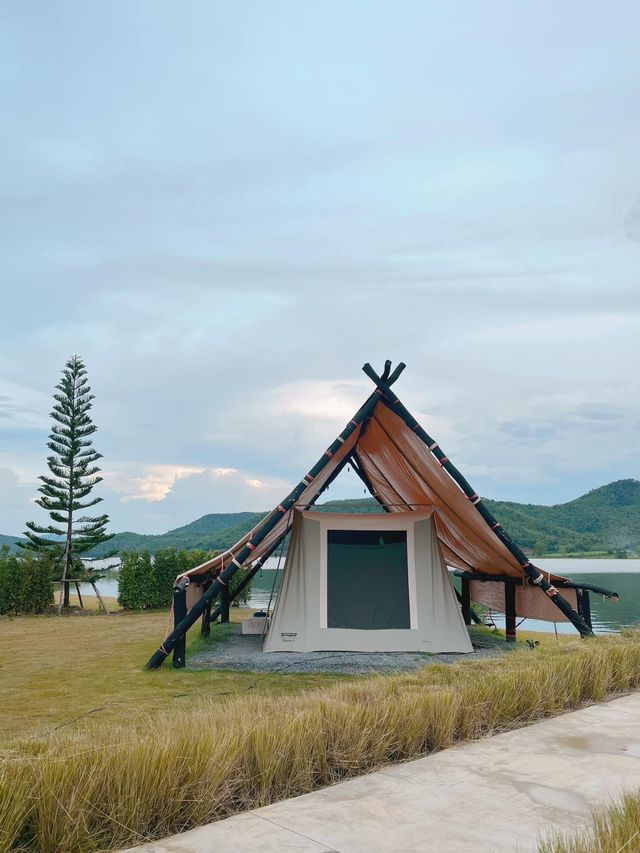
xmin=147 ymin=361 xmax=614 ymax=669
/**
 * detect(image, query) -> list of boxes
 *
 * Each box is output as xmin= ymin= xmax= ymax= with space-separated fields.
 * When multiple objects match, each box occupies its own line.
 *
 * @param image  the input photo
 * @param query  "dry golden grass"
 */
xmin=63 ymin=592 xmax=119 ymax=610
xmin=0 ymin=608 xmax=344 ymax=744
xmin=539 ymin=789 xmax=640 ymax=852
xmin=2 ymin=630 xmax=640 ymax=852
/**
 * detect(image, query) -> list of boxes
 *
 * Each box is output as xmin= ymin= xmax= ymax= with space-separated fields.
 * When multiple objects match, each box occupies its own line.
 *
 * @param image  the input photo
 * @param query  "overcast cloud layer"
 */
xmin=1 ymin=1 xmax=639 ymax=535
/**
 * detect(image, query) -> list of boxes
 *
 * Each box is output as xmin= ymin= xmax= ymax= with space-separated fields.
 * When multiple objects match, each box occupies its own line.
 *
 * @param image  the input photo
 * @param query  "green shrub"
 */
xmin=116 ymin=548 xmax=255 ymax=610
xmin=0 ymin=547 xmax=54 ymax=615
xmin=117 ymin=550 xmax=153 ymax=610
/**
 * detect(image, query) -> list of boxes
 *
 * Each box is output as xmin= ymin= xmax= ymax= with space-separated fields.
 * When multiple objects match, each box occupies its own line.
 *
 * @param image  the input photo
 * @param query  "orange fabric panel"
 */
xmin=182 ymin=424 xmax=362 ymax=579
xmin=357 ymin=403 xmax=523 ymax=578
xmin=468 ymin=579 xmax=577 ymax=622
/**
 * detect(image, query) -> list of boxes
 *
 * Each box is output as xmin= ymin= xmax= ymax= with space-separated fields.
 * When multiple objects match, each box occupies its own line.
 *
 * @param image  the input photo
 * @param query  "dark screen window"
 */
xmin=327 ymin=529 xmax=410 ymax=630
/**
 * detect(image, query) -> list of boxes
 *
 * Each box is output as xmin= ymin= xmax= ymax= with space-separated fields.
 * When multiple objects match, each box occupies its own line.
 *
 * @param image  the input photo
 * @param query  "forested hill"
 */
xmin=484 ymin=478 xmax=640 ymax=556
xmin=90 ymin=512 xmax=264 ymax=557
xmin=4 ymin=480 xmax=639 ymax=557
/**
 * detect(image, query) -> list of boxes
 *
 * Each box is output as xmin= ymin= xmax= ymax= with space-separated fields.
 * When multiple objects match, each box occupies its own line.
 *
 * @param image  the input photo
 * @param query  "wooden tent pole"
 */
xmin=200 ymin=579 xmax=213 ymax=636
xmin=146 ymin=392 xmax=380 ymax=669
xmin=362 ymin=362 xmax=594 ymax=638
xmin=581 ymin=590 xmax=592 ymax=629
xmin=504 ymin=581 xmax=517 ymax=642
xmin=577 ymin=589 xmax=593 ymax=630
xmin=219 ymin=582 xmax=230 ymax=623
xmin=172 ymin=579 xmax=188 ymax=669
xmin=460 ymin=577 xmax=472 ymax=625
xmin=454 ymin=587 xmax=482 ymax=625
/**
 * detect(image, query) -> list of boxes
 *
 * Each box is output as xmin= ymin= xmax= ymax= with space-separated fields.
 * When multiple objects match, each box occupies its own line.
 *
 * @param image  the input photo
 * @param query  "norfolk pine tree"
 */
xmin=19 ymin=355 xmax=113 ymax=611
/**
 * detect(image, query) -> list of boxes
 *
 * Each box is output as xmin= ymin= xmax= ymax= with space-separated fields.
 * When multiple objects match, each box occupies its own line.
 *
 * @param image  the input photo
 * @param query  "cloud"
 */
xmin=0 ymin=1 xmax=639 ymax=530
xmin=0 ymin=467 xmax=38 ymax=535
xmin=106 ymin=465 xmax=208 ymax=503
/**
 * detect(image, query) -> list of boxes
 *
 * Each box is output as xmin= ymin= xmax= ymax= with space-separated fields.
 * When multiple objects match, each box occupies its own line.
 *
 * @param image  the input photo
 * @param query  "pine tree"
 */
xmin=20 ymin=355 xmax=112 ymax=609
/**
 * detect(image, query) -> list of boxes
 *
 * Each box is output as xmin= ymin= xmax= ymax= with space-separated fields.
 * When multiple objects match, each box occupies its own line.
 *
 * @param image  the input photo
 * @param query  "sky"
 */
xmin=1 ymin=1 xmax=639 ymax=536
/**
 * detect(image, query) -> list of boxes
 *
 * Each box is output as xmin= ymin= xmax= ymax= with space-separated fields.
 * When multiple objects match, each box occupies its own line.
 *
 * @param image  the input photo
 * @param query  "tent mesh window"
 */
xmin=326 ymin=529 xmax=410 ymax=630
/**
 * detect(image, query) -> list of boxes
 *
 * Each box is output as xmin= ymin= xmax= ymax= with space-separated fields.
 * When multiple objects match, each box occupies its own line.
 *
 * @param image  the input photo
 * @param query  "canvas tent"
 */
xmin=147 ymin=361 xmax=617 ymax=670
xmin=263 ymin=509 xmax=472 ymax=654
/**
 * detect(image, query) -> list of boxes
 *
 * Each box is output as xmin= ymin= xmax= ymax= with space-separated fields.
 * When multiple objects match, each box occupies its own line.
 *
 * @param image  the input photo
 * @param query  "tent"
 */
xmin=147 ymin=361 xmax=617 ymax=669
xmin=263 ymin=509 xmax=472 ymax=654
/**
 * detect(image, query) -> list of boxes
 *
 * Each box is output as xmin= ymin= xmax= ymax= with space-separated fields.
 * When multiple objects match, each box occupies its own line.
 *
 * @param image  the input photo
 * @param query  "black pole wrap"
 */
xmin=146 ymin=389 xmax=382 ymax=669
xmin=361 ymin=363 xmax=594 ymax=638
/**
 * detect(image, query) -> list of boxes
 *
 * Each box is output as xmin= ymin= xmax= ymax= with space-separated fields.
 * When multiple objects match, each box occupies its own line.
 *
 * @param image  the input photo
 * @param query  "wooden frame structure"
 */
xmin=147 ymin=361 xmax=618 ymax=669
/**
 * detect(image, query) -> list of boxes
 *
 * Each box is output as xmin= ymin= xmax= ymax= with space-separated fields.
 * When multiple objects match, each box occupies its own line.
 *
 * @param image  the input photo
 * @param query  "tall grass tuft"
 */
xmin=539 ymin=788 xmax=640 ymax=852
xmin=2 ymin=632 xmax=640 ymax=852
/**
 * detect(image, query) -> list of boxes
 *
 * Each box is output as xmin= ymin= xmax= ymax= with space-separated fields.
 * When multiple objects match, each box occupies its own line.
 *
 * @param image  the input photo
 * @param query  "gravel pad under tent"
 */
xmin=188 ymin=623 xmax=513 ymax=675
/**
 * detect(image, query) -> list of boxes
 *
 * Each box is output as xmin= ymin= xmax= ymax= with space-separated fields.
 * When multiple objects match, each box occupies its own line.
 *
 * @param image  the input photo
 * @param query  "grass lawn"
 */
xmin=4 ymin=602 xmax=639 ymax=853
xmin=0 ymin=592 xmax=562 ymax=745
xmin=0 ymin=603 xmax=346 ymax=744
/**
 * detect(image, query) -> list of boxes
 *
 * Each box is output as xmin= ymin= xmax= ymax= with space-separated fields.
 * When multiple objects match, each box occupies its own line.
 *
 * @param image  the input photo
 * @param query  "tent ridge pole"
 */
xmin=362 ymin=362 xmax=593 ymax=638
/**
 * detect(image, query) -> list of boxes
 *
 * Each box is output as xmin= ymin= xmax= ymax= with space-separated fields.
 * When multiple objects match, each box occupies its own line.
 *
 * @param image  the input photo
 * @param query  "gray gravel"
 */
xmin=189 ymin=623 xmax=512 ymax=674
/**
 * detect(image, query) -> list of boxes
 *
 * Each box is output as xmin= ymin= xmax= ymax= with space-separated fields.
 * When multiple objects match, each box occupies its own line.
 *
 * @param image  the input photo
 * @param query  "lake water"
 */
xmin=75 ymin=557 xmax=640 ymax=635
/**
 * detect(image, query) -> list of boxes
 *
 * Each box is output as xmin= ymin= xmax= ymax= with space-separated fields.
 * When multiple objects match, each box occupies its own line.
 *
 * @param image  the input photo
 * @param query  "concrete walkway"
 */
xmin=128 ymin=693 xmax=640 ymax=853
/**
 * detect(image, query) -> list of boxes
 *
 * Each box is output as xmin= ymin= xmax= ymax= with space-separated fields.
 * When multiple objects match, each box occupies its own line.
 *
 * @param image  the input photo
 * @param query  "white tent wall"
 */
xmin=263 ymin=510 xmax=473 ymax=654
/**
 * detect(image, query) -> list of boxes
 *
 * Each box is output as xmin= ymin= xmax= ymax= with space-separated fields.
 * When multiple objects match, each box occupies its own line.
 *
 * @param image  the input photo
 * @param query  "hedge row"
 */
xmin=117 ymin=548 xmax=253 ymax=611
xmin=0 ymin=546 xmax=54 ymax=615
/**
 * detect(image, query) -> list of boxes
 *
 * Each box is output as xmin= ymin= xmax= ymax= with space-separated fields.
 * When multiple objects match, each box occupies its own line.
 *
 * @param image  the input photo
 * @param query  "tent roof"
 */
xmin=184 ymin=363 xmax=550 ymax=584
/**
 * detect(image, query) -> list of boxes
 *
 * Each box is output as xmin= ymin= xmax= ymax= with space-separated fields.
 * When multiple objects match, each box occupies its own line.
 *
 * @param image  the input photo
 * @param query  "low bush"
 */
xmin=2 ymin=632 xmax=640 ymax=851
xmin=0 ymin=547 xmax=53 ymax=616
xmin=117 ymin=548 xmax=211 ymax=609
xmin=117 ymin=548 xmax=252 ymax=610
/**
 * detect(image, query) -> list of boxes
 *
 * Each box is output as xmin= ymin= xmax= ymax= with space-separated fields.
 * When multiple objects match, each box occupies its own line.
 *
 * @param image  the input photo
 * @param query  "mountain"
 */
xmin=3 ymin=480 xmax=639 ymax=558
xmin=89 ymin=511 xmax=264 ymax=557
xmin=0 ymin=533 xmax=23 ymax=551
xmin=484 ymin=479 xmax=640 ymax=555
